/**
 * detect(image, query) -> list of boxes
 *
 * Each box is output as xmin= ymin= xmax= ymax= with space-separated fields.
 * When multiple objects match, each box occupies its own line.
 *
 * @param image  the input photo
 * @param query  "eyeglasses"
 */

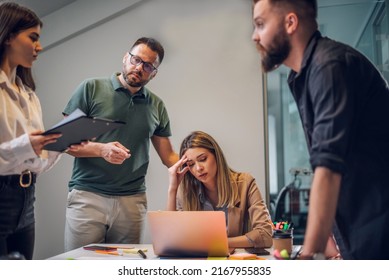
xmin=128 ymin=52 xmax=157 ymax=73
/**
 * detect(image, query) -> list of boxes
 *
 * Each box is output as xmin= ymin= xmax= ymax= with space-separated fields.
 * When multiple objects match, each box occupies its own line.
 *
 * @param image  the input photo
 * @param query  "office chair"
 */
xmin=273 ymin=168 xmax=311 ymax=244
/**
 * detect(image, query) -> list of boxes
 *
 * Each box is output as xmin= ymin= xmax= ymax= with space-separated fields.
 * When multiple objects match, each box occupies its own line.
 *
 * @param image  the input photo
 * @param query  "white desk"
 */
xmin=47 ymin=244 xmax=275 ymax=260
xmin=47 ymin=244 xmax=158 ymax=260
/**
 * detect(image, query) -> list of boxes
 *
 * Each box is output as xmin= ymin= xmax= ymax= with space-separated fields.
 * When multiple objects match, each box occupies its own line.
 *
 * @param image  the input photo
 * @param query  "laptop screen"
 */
xmin=147 ymin=211 xmax=230 ymax=257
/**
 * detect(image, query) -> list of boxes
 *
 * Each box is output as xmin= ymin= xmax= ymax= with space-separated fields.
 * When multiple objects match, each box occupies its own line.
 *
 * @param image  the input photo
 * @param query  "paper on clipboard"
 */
xmin=42 ymin=108 xmax=125 ymax=152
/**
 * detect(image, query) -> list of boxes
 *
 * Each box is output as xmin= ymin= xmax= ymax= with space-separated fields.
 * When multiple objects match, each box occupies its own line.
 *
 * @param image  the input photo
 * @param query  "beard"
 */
xmin=122 ymin=68 xmax=148 ymax=88
xmin=257 ymin=29 xmax=291 ymax=73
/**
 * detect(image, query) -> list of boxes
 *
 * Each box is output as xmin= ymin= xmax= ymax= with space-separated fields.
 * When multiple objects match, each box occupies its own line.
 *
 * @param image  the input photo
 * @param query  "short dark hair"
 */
xmin=0 ymin=2 xmax=42 ymax=90
xmin=252 ymin=0 xmax=317 ymax=20
xmin=131 ymin=37 xmax=165 ymax=64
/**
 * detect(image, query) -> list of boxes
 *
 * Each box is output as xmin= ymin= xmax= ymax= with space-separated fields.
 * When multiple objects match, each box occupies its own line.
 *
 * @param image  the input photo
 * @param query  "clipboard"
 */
xmin=42 ymin=108 xmax=125 ymax=152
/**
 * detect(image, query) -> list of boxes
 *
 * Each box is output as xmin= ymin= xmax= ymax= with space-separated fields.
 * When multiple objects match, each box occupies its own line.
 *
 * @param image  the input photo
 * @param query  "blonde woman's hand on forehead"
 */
xmin=168 ymin=155 xmax=189 ymax=192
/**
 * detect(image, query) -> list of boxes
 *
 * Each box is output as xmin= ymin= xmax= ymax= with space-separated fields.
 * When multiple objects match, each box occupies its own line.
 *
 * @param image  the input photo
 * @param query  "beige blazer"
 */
xmin=227 ymin=172 xmax=273 ymax=248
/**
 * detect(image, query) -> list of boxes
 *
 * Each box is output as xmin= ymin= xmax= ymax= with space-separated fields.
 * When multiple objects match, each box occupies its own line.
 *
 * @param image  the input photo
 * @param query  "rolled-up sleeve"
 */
xmin=308 ymin=58 xmax=356 ymax=175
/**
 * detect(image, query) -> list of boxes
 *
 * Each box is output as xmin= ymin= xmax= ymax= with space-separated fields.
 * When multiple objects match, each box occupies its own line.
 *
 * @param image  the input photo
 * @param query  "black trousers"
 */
xmin=0 ymin=177 xmax=36 ymax=260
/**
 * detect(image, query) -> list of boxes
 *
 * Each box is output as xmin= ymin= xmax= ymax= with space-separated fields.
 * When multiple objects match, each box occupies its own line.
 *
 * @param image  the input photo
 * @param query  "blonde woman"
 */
xmin=167 ymin=131 xmax=272 ymax=249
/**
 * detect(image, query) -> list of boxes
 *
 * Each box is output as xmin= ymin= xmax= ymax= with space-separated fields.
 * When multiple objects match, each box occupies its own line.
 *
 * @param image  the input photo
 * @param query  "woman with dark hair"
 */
xmin=167 ymin=131 xmax=273 ymax=249
xmin=0 ymin=2 xmax=80 ymax=259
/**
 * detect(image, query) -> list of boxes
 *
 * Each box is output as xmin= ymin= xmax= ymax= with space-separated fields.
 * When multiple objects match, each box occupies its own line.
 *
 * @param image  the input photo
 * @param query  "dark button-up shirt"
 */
xmin=288 ymin=31 xmax=389 ymax=259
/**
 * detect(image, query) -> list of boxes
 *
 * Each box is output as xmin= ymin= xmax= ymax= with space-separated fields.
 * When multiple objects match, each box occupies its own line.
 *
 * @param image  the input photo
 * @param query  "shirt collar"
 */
xmin=0 ymin=70 xmax=34 ymax=98
xmin=289 ymin=30 xmax=322 ymax=79
xmin=198 ymin=184 xmax=218 ymax=211
xmin=111 ymin=72 xmax=148 ymax=98
xmin=301 ymin=31 xmax=322 ymax=72
xmin=197 ymin=183 xmax=240 ymax=209
xmin=198 ymin=184 xmax=206 ymax=204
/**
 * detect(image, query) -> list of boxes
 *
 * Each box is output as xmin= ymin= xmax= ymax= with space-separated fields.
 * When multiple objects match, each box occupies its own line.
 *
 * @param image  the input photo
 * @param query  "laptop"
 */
xmin=147 ymin=211 xmax=231 ymax=258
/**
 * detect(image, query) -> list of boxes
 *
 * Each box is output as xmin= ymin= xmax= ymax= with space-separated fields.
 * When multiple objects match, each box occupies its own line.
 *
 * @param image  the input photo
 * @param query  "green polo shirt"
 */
xmin=63 ymin=73 xmax=172 ymax=195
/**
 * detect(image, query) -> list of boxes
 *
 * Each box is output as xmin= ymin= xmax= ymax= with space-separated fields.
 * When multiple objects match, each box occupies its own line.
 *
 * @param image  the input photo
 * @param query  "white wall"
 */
xmin=32 ymin=0 xmax=266 ymax=259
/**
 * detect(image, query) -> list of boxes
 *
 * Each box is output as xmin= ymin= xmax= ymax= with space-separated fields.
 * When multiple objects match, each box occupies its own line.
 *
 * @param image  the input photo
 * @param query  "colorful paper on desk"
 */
xmin=95 ymin=250 xmax=120 ymax=255
xmin=207 ymin=257 xmax=228 ymax=260
xmin=60 ymin=248 xmax=142 ymax=260
xmin=83 ymin=245 xmax=134 ymax=251
xmin=228 ymin=253 xmax=265 ymax=260
xmin=119 ymin=248 xmax=148 ymax=254
xmin=83 ymin=245 xmax=116 ymax=251
xmin=95 ymin=248 xmax=148 ymax=256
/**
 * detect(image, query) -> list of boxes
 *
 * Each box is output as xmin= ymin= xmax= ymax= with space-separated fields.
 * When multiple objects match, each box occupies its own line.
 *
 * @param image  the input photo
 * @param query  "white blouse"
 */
xmin=0 ymin=70 xmax=61 ymax=175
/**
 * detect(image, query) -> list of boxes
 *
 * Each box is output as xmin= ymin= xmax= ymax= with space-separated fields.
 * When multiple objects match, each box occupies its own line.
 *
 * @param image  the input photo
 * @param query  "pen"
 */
xmin=138 ymin=249 xmax=147 ymax=259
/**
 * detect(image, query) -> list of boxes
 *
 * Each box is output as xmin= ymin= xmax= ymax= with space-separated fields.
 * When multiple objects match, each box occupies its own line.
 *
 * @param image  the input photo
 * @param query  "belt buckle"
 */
xmin=19 ymin=170 xmax=32 ymax=188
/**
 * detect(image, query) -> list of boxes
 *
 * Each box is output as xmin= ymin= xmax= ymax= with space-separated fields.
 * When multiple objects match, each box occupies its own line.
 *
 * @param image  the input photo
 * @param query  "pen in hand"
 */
xmin=137 ymin=249 xmax=147 ymax=259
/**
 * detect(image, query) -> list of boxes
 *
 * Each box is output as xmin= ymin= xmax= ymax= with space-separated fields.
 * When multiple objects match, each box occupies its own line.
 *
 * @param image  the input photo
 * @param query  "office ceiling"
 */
xmin=9 ymin=0 xmax=76 ymax=17
xmin=10 ymin=0 xmax=378 ymax=46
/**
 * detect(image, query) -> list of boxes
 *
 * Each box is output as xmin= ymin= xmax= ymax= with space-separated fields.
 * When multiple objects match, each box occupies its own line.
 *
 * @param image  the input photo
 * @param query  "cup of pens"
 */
xmin=272 ymin=221 xmax=293 ymax=254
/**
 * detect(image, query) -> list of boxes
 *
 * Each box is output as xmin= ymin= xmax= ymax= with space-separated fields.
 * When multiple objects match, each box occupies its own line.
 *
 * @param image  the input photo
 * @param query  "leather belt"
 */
xmin=0 ymin=170 xmax=37 ymax=188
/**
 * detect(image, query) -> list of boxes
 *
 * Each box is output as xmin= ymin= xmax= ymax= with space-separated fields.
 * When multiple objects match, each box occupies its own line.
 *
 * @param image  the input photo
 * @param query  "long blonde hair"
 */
xmin=179 ymin=131 xmax=239 ymax=210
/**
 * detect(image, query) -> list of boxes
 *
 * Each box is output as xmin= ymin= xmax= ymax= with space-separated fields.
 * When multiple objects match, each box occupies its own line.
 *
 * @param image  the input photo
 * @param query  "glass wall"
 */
xmin=265 ymin=0 xmax=388 ymax=244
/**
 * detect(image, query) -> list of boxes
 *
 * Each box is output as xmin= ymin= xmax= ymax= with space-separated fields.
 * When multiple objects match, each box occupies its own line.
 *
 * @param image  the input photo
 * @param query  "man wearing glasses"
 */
xmin=63 ymin=37 xmax=178 ymax=251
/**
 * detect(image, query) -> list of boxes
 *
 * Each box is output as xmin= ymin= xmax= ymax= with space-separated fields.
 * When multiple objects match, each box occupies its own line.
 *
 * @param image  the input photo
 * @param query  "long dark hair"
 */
xmin=0 ymin=2 xmax=42 ymax=90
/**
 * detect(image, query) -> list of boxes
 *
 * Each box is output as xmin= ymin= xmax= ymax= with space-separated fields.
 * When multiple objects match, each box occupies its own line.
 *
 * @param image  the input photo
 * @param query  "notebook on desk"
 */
xmin=147 ymin=211 xmax=232 ymax=258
